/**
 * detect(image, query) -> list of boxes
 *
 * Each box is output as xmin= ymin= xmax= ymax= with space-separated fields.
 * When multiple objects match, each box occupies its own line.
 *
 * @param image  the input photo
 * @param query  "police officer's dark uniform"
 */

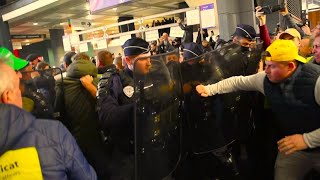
xmin=176 ymin=43 xmax=208 ymax=179
xmin=97 ymin=38 xmax=149 ymax=180
xmin=231 ymin=24 xmax=276 ymax=179
xmin=177 ymin=34 xmax=263 ymax=179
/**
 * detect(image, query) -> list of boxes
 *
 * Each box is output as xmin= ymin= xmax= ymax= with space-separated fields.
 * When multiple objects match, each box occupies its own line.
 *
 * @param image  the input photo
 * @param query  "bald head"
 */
xmin=0 ymin=62 xmax=22 ymax=108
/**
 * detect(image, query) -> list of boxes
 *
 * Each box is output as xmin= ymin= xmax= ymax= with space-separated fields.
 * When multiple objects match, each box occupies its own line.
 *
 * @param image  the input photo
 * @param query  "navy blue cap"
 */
xmin=232 ymin=24 xmax=256 ymax=41
xmin=183 ymin=42 xmax=204 ymax=60
xmin=64 ymin=51 xmax=76 ymax=66
xmin=26 ymin=53 xmax=39 ymax=62
xmin=122 ymin=38 xmax=149 ymax=56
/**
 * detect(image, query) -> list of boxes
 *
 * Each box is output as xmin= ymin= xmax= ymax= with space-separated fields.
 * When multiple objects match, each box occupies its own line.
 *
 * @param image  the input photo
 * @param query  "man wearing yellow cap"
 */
xmin=196 ymin=39 xmax=320 ymax=179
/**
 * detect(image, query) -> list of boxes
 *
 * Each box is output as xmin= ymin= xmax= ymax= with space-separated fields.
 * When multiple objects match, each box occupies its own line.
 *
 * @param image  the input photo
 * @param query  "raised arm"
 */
xmin=256 ymin=6 xmax=271 ymax=49
xmin=280 ymin=6 xmax=305 ymax=38
xmin=196 ymin=71 xmax=266 ymax=97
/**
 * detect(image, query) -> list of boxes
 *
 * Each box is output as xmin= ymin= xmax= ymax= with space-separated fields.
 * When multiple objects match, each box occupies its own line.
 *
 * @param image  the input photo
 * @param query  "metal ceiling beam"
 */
xmin=8 ymin=0 xmax=85 ymax=28
xmin=72 ymin=7 xmax=196 ymax=36
xmin=0 ymin=0 xmax=36 ymax=15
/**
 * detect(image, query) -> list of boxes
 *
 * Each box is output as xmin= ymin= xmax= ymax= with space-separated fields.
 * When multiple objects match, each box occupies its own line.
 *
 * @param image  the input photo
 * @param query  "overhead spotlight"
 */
xmin=33 ymin=22 xmax=38 ymax=25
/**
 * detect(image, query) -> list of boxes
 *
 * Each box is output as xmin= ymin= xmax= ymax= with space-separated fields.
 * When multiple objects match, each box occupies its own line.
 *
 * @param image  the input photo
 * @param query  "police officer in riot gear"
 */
xmin=97 ymin=38 xmax=151 ymax=180
xmin=232 ymin=24 xmax=256 ymax=52
xmin=232 ymin=24 xmax=278 ymax=180
xmin=175 ymin=26 xmax=263 ymax=179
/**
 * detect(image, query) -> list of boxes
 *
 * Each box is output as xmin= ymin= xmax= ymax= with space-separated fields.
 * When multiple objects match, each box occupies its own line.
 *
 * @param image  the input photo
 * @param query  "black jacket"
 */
xmin=264 ymin=63 xmax=320 ymax=137
xmin=98 ymin=64 xmax=117 ymax=74
xmin=97 ymin=68 xmax=135 ymax=179
xmin=196 ymin=29 xmax=208 ymax=44
xmin=179 ymin=23 xmax=194 ymax=44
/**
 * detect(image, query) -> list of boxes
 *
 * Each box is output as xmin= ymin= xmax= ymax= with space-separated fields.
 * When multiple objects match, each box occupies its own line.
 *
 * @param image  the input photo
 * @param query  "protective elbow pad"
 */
xmin=97 ymin=72 xmax=112 ymax=100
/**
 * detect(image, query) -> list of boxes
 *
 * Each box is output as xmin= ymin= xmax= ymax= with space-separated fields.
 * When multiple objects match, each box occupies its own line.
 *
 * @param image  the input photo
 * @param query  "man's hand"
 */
xmin=255 ymin=6 xmax=266 ymax=26
xmin=196 ymin=85 xmax=209 ymax=97
xmin=80 ymin=75 xmax=93 ymax=88
xmin=302 ymin=25 xmax=312 ymax=36
xmin=280 ymin=5 xmax=289 ymax=16
xmin=80 ymin=75 xmax=97 ymax=98
xmin=177 ymin=18 xmax=182 ymax=24
xmin=277 ymin=134 xmax=308 ymax=155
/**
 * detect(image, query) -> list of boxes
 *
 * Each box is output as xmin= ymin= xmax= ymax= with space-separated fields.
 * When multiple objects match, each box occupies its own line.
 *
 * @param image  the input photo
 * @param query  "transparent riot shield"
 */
xmin=244 ymin=41 xmax=264 ymax=75
xmin=235 ymin=42 xmax=265 ymax=144
xmin=20 ymin=68 xmax=63 ymax=119
xmin=133 ymin=50 xmax=181 ymax=180
xmin=179 ymin=43 xmax=263 ymax=177
xmin=180 ymin=43 xmax=251 ymax=154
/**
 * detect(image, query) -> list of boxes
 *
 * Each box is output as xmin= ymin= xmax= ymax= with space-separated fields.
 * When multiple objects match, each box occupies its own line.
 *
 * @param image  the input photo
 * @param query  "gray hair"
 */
xmin=0 ymin=60 xmax=14 ymax=97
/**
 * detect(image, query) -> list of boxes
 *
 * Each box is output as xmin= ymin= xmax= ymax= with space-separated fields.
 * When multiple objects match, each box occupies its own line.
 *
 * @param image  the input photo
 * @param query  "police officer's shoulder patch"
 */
xmin=123 ymin=86 xmax=134 ymax=98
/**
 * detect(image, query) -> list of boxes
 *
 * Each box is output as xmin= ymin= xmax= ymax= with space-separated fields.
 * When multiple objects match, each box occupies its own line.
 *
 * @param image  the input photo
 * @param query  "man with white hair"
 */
xmin=0 ymin=47 xmax=97 ymax=180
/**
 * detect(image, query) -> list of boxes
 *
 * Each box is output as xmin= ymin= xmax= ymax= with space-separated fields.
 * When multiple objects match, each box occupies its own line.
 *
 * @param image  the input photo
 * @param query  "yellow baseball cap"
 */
xmin=0 ymin=47 xmax=29 ymax=70
xmin=263 ymin=39 xmax=307 ymax=63
xmin=279 ymin=28 xmax=301 ymax=40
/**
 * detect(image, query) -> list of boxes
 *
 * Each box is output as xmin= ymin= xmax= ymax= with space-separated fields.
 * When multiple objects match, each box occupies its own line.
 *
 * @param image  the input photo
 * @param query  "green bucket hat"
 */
xmin=0 ymin=47 xmax=29 ymax=70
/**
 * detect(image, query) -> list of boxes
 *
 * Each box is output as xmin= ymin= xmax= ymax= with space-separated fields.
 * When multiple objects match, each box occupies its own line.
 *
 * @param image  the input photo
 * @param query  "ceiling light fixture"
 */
xmin=2 ymin=0 xmax=59 ymax=21
xmin=33 ymin=23 xmax=38 ymax=25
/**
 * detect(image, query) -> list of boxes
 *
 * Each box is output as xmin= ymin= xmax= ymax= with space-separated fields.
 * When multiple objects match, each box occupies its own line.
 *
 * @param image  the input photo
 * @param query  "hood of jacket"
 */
xmin=0 ymin=104 xmax=35 ymax=154
xmin=66 ymin=60 xmax=98 ymax=78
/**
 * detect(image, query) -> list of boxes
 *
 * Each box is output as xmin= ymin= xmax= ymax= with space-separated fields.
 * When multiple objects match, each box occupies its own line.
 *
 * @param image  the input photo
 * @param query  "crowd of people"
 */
xmin=1 ymin=3 xmax=320 ymax=180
